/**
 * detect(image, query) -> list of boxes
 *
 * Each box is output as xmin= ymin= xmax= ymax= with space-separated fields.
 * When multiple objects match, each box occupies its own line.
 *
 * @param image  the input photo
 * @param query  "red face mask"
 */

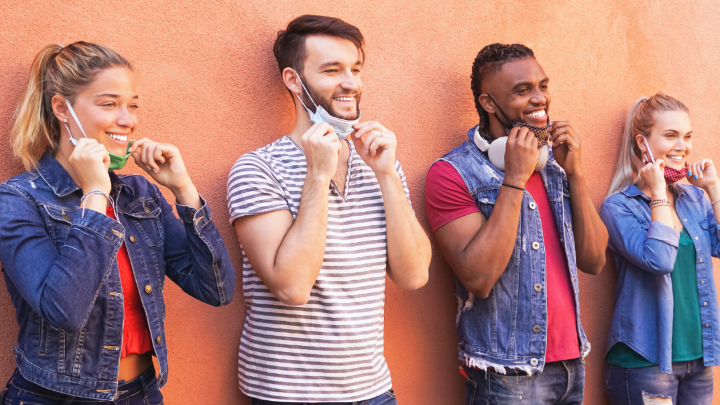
xmin=642 ymin=137 xmax=687 ymax=185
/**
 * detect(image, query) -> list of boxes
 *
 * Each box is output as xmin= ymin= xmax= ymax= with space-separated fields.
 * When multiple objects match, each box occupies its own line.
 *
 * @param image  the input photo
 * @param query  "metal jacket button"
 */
xmin=156 ymin=336 xmax=162 ymax=344
xmin=529 ymin=202 xmax=537 ymax=210
xmin=145 ymin=285 xmax=152 ymax=294
xmin=62 ymin=210 xmax=70 ymax=221
xmin=534 ymin=284 xmax=542 ymax=292
xmin=533 ymin=325 xmax=541 ymax=333
xmin=530 ymin=358 xmax=539 ymax=366
xmin=143 ymin=202 xmax=151 ymax=214
xmin=532 ymin=242 xmax=540 ymax=250
xmin=129 ymin=235 xmax=137 ymax=243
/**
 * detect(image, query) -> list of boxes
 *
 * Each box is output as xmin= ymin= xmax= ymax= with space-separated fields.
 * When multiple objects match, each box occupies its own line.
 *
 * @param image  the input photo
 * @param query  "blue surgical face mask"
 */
xmin=293 ymin=71 xmax=360 ymax=140
xmin=63 ymin=100 xmax=132 ymax=171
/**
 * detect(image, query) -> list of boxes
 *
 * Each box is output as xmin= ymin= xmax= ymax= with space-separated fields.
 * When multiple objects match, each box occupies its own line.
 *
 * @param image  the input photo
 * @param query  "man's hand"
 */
xmin=504 ymin=127 xmax=538 ymax=188
xmin=549 ymin=121 xmax=582 ymax=176
xmin=302 ymin=122 xmax=342 ymax=182
xmin=351 ymin=121 xmax=398 ymax=176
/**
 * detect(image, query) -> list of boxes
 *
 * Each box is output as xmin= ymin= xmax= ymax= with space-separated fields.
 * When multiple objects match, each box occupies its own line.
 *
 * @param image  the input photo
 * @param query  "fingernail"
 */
xmin=146 ymin=165 xmax=152 ymax=170
xmin=153 ymin=169 xmax=158 ymax=174
xmin=695 ymin=175 xmax=698 ymax=179
xmin=688 ymin=172 xmax=692 ymax=176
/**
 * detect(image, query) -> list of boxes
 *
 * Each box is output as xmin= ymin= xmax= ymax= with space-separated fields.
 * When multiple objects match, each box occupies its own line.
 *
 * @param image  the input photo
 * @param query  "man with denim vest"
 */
xmin=425 ymin=43 xmax=608 ymax=404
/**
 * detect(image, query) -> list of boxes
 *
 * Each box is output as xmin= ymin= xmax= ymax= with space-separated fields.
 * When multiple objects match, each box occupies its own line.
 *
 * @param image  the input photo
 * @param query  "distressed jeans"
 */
xmin=605 ymin=359 xmax=713 ymax=404
xmin=3 ymin=367 xmax=162 ymax=405
xmin=464 ymin=358 xmax=585 ymax=404
xmin=250 ymin=389 xmax=397 ymax=405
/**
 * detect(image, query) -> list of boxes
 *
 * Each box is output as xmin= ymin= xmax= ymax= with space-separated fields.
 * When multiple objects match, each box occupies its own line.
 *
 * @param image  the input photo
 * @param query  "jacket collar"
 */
xmin=621 ymin=183 xmax=702 ymax=202
xmin=36 ymin=152 xmax=134 ymax=197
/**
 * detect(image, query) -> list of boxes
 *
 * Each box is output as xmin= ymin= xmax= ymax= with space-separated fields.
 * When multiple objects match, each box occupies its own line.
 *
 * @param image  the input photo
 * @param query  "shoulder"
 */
xmin=0 ymin=170 xmax=43 ymax=200
xmin=231 ymin=137 xmax=302 ymax=175
xmin=676 ymin=183 xmax=705 ymax=202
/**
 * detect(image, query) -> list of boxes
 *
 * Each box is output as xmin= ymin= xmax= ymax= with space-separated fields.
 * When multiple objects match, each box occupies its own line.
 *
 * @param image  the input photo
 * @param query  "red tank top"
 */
xmin=107 ymin=207 xmax=153 ymax=358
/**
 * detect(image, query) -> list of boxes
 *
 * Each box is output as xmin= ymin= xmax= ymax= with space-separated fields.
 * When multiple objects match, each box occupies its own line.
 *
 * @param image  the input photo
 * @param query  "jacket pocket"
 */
xmin=38 ymin=203 xmax=76 ymax=249
xmin=123 ymin=198 xmax=163 ymax=248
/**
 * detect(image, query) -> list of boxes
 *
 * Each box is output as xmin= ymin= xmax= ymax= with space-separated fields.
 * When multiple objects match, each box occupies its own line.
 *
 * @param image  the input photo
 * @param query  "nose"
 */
xmin=340 ymin=68 xmax=359 ymax=92
xmin=116 ymin=106 xmax=135 ymax=128
xmin=529 ymin=87 xmax=547 ymax=106
xmin=674 ymin=137 xmax=687 ymax=150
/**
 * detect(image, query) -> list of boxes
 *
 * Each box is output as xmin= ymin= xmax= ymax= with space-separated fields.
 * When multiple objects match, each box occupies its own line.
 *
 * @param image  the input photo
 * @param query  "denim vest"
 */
xmin=0 ymin=153 xmax=235 ymax=400
xmin=438 ymin=126 xmax=590 ymax=373
xmin=601 ymin=184 xmax=720 ymax=373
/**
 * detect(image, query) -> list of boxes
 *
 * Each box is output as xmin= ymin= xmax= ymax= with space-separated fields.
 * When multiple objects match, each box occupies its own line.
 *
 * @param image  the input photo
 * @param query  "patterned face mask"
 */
xmin=486 ymin=93 xmax=549 ymax=148
xmin=641 ymin=137 xmax=688 ymax=185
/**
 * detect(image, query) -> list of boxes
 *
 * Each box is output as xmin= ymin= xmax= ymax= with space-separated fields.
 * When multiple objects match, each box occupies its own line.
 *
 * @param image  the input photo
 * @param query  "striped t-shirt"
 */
xmin=227 ymin=135 xmax=409 ymax=402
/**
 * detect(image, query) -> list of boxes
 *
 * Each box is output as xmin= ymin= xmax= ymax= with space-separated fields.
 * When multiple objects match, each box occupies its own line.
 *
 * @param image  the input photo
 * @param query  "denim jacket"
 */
xmin=0 ymin=152 xmax=235 ymax=400
xmin=601 ymin=184 xmax=720 ymax=373
xmin=437 ymin=126 xmax=590 ymax=374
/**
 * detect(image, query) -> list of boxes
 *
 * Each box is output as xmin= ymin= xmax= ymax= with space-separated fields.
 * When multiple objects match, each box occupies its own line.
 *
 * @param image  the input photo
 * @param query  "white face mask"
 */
xmin=473 ymin=126 xmax=549 ymax=172
xmin=293 ymin=71 xmax=360 ymax=140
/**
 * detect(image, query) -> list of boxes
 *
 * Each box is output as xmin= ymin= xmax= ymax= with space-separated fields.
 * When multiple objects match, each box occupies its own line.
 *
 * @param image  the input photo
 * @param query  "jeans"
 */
xmin=3 ymin=367 xmax=162 ymax=405
xmin=605 ymin=359 xmax=714 ymax=404
xmin=250 ymin=389 xmax=397 ymax=405
xmin=464 ymin=358 xmax=585 ymax=404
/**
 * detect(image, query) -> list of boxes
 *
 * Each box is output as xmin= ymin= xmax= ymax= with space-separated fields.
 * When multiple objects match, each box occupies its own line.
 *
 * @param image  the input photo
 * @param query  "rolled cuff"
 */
xmin=647 ymin=221 xmax=680 ymax=247
xmin=176 ymin=194 xmax=212 ymax=229
xmin=71 ymin=209 xmax=125 ymax=247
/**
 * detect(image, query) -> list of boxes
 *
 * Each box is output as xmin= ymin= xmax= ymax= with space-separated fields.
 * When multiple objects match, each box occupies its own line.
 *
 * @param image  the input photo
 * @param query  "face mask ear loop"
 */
xmin=64 ymin=100 xmax=88 ymax=145
xmin=293 ymin=70 xmax=319 ymax=111
xmin=642 ymin=137 xmax=656 ymax=163
xmin=485 ymin=93 xmax=514 ymax=129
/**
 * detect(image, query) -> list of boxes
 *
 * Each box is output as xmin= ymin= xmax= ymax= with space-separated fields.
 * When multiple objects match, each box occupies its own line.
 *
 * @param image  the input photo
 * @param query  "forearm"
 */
xmin=568 ymin=172 xmax=608 ymax=274
xmin=271 ymin=176 xmax=330 ymax=303
xmin=458 ymin=187 xmax=523 ymax=297
xmin=377 ymin=172 xmax=431 ymax=290
xmin=171 ymin=183 xmax=202 ymax=210
xmin=706 ymin=184 xmax=720 ymax=223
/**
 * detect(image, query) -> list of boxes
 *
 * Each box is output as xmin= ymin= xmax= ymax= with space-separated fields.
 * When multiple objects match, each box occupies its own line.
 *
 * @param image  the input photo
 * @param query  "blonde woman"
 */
xmin=601 ymin=93 xmax=720 ymax=404
xmin=0 ymin=42 xmax=234 ymax=404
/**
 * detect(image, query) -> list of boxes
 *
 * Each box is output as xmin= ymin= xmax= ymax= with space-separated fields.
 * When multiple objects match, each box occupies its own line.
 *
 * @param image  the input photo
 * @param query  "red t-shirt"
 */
xmin=107 ymin=207 xmax=153 ymax=359
xmin=425 ymin=161 xmax=580 ymax=362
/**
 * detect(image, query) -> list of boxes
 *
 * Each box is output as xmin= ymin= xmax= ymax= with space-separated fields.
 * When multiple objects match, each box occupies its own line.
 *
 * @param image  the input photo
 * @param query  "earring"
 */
xmin=64 ymin=119 xmax=67 ymax=123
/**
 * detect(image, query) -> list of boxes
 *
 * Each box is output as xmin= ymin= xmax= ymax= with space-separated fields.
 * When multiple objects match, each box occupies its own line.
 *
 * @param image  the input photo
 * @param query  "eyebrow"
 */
xmin=318 ymin=60 xmax=363 ymax=70
xmin=95 ymin=94 xmax=139 ymax=99
xmin=511 ymin=78 xmax=548 ymax=90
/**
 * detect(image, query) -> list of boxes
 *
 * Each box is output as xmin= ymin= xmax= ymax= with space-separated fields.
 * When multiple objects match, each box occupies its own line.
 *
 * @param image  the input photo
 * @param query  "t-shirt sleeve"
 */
xmin=424 ymin=161 xmax=480 ymax=232
xmin=227 ymin=153 xmax=290 ymax=225
xmin=395 ymin=160 xmax=412 ymax=206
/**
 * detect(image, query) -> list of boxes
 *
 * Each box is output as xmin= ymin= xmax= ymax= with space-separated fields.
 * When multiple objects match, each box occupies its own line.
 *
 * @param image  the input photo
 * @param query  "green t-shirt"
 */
xmin=606 ymin=228 xmax=704 ymax=368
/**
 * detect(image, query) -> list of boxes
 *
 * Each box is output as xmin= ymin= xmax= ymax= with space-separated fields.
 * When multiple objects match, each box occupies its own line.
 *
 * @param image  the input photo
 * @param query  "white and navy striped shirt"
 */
xmin=227 ymin=136 xmax=409 ymax=402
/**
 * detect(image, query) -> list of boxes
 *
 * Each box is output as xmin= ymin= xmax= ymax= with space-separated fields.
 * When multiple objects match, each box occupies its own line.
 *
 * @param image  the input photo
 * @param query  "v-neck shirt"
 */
xmin=227 ymin=135 xmax=410 ymax=402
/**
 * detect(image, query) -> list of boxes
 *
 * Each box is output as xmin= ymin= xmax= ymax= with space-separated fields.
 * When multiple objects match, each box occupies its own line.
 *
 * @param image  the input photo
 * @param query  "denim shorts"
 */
xmin=3 ymin=367 xmax=163 ymax=405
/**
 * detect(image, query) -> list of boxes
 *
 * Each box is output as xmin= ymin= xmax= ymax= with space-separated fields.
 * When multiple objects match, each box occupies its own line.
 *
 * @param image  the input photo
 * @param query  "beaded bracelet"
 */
xmin=712 ymin=198 xmax=720 ymax=206
xmin=80 ymin=190 xmax=115 ymax=219
xmin=650 ymin=202 xmax=670 ymax=209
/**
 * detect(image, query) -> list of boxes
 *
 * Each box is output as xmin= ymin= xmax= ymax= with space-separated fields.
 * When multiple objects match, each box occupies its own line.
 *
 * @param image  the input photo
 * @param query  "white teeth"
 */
xmin=106 ymin=133 xmax=127 ymax=142
xmin=335 ymin=97 xmax=354 ymax=101
xmin=529 ymin=110 xmax=546 ymax=118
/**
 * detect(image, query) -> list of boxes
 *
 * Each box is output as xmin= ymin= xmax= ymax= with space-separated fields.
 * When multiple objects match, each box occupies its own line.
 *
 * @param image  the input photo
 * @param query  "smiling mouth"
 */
xmin=106 ymin=133 xmax=128 ymax=142
xmin=527 ymin=110 xmax=546 ymax=118
xmin=667 ymin=155 xmax=684 ymax=163
xmin=334 ymin=96 xmax=354 ymax=102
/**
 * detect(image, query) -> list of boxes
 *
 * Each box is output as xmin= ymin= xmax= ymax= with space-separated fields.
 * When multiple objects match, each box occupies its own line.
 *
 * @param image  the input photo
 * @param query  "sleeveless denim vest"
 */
xmin=437 ymin=126 xmax=590 ymax=373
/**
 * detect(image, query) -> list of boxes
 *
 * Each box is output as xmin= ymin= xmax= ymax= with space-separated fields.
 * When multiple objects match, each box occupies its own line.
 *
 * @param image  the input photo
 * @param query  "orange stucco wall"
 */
xmin=2 ymin=1 xmax=720 ymax=404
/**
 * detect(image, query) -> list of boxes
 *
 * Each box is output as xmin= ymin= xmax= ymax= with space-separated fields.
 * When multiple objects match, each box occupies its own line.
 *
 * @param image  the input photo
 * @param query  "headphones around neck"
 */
xmin=473 ymin=127 xmax=549 ymax=172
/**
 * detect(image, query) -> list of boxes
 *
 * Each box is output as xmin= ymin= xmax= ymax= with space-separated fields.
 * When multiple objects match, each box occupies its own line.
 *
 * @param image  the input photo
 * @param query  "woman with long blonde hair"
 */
xmin=0 ymin=42 xmax=234 ymax=404
xmin=602 ymin=93 xmax=720 ymax=404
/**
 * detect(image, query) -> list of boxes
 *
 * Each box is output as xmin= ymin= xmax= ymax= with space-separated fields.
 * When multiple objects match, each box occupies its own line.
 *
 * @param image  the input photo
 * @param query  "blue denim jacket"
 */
xmin=0 ymin=152 xmax=235 ymax=400
xmin=601 ymin=184 xmax=720 ymax=373
xmin=437 ymin=127 xmax=590 ymax=374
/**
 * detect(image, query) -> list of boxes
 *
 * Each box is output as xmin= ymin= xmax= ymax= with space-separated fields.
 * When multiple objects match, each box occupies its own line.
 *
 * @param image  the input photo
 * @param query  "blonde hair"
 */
xmin=11 ymin=41 xmax=133 ymax=170
xmin=606 ymin=92 xmax=689 ymax=196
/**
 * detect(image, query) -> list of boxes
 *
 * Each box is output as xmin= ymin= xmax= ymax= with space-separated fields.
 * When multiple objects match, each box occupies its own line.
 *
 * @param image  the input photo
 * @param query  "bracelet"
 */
xmin=502 ymin=183 xmax=525 ymax=191
xmin=650 ymin=202 xmax=670 ymax=209
xmin=650 ymin=198 xmax=669 ymax=205
xmin=80 ymin=190 xmax=115 ymax=219
xmin=712 ymin=198 xmax=720 ymax=206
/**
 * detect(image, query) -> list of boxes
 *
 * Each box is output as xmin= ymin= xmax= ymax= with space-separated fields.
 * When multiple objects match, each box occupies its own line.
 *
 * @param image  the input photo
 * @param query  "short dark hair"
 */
xmin=273 ymin=15 xmax=365 ymax=74
xmin=470 ymin=43 xmax=535 ymax=130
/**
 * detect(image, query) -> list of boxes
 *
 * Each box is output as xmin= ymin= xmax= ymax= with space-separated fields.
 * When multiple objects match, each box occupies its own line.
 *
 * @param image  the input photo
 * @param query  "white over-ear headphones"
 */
xmin=473 ymin=127 xmax=549 ymax=172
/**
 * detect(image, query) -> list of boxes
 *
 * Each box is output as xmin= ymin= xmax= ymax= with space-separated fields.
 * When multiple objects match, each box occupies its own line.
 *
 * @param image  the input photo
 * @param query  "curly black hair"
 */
xmin=471 ymin=43 xmax=535 ymax=131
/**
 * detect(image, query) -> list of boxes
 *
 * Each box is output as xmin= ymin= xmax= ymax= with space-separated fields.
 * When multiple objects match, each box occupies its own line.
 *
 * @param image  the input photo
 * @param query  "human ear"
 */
xmin=478 ymin=94 xmax=496 ymax=115
xmin=51 ymin=94 xmax=69 ymax=123
xmin=282 ymin=68 xmax=302 ymax=95
xmin=635 ymin=133 xmax=647 ymax=153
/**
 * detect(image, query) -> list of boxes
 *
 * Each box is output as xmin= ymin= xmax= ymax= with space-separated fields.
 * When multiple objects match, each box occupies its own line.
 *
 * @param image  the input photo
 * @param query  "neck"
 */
xmin=487 ymin=116 xmax=508 ymax=141
xmin=289 ymin=100 xmax=314 ymax=150
xmin=54 ymin=137 xmax=83 ymax=189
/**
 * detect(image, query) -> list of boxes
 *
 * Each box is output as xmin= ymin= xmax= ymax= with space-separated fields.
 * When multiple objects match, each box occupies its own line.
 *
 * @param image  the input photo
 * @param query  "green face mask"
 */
xmin=108 ymin=141 xmax=133 ymax=171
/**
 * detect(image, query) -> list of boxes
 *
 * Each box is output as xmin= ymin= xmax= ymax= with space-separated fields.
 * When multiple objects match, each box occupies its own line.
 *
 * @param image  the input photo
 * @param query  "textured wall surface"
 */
xmin=1 ymin=0 xmax=720 ymax=404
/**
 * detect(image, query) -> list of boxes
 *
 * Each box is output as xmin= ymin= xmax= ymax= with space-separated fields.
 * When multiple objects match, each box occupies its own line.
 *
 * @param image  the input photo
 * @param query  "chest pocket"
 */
xmin=38 ymin=203 xmax=77 ymax=249
xmin=122 ymin=199 xmax=163 ymax=248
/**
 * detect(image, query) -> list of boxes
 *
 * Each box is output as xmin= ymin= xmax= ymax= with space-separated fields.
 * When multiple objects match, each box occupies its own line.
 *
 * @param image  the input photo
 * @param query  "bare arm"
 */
xmin=378 ymin=171 xmax=431 ymax=290
xmin=234 ymin=175 xmax=331 ymax=306
xmin=432 ymin=127 xmax=538 ymax=298
xmin=233 ymin=123 xmax=340 ymax=306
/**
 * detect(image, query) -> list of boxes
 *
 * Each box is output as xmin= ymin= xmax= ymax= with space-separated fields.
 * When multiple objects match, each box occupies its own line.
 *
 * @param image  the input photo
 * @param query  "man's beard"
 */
xmin=300 ymin=77 xmax=362 ymax=120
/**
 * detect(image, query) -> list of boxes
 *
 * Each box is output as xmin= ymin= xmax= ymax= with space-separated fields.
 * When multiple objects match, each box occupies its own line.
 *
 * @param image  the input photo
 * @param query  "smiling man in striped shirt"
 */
xmin=226 ymin=15 xmax=432 ymax=405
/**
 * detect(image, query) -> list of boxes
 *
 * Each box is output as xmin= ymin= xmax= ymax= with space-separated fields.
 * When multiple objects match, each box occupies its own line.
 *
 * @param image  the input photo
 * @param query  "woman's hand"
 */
xmin=639 ymin=159 xmax=668 ymax=199
xmin=130 ymin=138 xmax=201 ymax=208
xmin=69 ymin=138 xmax=111 ymax=194
xmin=687 ymin=159 xmax=719 ymax=191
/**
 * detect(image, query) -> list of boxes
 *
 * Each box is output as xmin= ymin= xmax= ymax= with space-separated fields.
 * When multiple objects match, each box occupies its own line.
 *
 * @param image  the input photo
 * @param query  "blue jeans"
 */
xmin=250 ymin=389 xmax=397 ymax=405
xmin=3 ymin=367 xmax=162 ymax=405
xmin=605 ymin=359 xmax=713 ymax=404
xmin=464 ymin=358 xmax=585 ymax=404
